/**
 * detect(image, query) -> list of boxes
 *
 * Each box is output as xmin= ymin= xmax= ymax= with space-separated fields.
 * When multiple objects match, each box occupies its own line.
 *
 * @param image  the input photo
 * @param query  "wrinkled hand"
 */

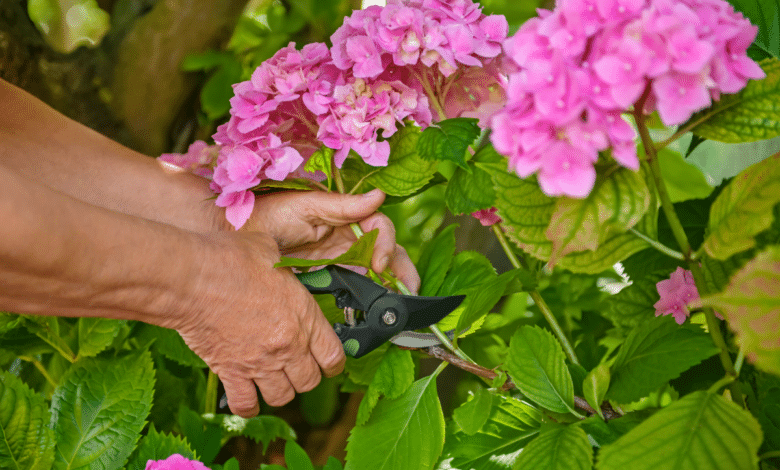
xmin=173 ymin=231 xmax=345 ymax=417
xmin=244 ymin=189 xmax=420 ymax=294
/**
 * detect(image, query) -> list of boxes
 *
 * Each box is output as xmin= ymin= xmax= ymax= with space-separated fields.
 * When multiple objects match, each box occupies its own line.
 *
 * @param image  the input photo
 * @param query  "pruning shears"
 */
xmin=296 ymin=265 xmax=465 ymax=358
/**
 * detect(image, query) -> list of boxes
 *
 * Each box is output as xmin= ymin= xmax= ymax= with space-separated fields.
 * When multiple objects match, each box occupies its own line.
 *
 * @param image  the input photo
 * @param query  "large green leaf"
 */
xmin=417 ymin=224 xmax=459 ymax=297
xmin=728 ymin=0 xmax=780 ymax=59
xmin=284 ymin=441 xmax=314 ymax=470
xmin=437 ymin=251 xmax=496 ymax=297
xmin=657 ymin=148 xmax=714 ymax=203
xmin=702 ymin=152 xmax=780 ymax=259
xmin=0 ymin=372 xmax=55 ymax=470
xmin=366 ymin=125 xmax=439 ymax=197
xmin=51 ymin=351 xmax=155 ymax=470
xmin=545 ymin=168 xmax=650 ymax=266
xmin=418 ymin=118 xmax=480 ymax=170
xmin=452 ymin=388 xmax=495 ymax=436
xmin=444 ymin=145 xmax=502 ymax=215
xmin=77 ymin=318 xmax=125 ymax=358
xmin=506 ymin=326 xmax=575 ymax=414
xmin=690 ymin=59 xmax=780 ymax=143
xmin=597 ymin=391 xmax=763 ymax=470
xmin=511 ymin=424 xmax=593 ymax=470
xmin=455 ymin=270 xmax=518 ymax=334
xmin=345 ymin=374 xmax=445 ymax=470
xmin=276 ymin=229 xmax=379 ymax=269
xmin=437 ymin=397 xmax=542 ymax=470
xmin=343 ymin=344 xmax=389 ymax=387
xmin=479 ymin=163 xmax=555 ymax=261
xmin=697 ymin=246 xmax=780 ymax=375
xmin=606 ymin=316 xmax=719 ymax=404
xmin=356 ymin=347 xmax=415 ymax=425
xmin=125 ymin=425 xmax=197 ymax=470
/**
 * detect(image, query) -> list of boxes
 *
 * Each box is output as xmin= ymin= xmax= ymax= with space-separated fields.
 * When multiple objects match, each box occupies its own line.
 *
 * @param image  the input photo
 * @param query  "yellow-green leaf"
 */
xmin=27 ymin=0 xmax=110 ymax=53
xmin=583 ymin=364 xmax=611 ymax=420
xmin=690 ymin=59 xmax=780 ymax=143
xmin=0 ymin=372 xmax=55 ymax=470
xmin=276 ymin=229 xmax=379 ymax=269
xmin=512 ymin=424 xmax=593 ymax=470
xmin=697 ymin=246 xmax=780 ymax=376
xmin=597 ymin=391 xmax=763 ymax=470
xmin=702 ymin=152 xmax=780 ymax=259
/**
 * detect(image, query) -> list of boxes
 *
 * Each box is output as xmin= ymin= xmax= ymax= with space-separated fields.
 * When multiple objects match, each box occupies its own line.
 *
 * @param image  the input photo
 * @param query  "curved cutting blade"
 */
xmin=390 ymin=329 xmax=454 ymax=348
xmin=399 ymin=294 xmax=465 ymax=331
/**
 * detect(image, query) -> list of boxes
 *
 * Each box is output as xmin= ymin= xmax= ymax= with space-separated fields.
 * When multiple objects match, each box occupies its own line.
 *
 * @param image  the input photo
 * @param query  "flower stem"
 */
xmin=634 ymin=98 xmax=744 ymax=406
xmin=205 ymin=370 xmax=219 ymax=415
xmin=629 ymin=228 xmax=685 ymax=260
xmin=491 ymin=225 xmax=580 ymax=366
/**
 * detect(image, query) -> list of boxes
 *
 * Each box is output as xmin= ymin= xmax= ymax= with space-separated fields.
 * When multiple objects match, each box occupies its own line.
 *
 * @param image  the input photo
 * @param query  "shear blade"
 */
xmin=400 ymin=294 xmax=465 ymax=330
xmin=390 ymin=330 xmax=455 ymax=348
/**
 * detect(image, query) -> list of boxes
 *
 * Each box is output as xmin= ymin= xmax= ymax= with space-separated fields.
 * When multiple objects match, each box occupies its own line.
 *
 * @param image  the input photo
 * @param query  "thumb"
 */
xmin=303 ymin=189 xmax=385 ymax=225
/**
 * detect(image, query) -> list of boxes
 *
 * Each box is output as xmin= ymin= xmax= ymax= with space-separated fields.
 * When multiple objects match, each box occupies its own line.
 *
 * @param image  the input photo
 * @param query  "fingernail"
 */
xmin=362 ymin=188 xmax=383 ymax=197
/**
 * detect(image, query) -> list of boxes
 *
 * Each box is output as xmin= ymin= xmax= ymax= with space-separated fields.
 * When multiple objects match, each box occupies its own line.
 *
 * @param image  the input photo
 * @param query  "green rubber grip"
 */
xmin=343 ymin=339 xmax=360 ymax=357
xmin=295 ymin=269 xmax=332 ymax=289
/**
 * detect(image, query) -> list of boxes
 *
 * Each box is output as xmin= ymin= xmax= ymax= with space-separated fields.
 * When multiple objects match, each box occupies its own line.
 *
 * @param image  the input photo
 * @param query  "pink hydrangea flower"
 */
xmin=492 ymin=0 xmax=764 ymax=199
xmin=145 ymin=454 xmax=210 ymax=470
xmin=158 ymin=141 xmax=218 ymax=179
xmin=654 ymin=267 xmax=700 ymax=324
xmin=472 ymin=207 xmax=501 ymax=226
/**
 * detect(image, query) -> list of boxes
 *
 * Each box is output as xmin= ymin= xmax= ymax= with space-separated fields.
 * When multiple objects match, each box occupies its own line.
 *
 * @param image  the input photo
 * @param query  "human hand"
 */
xmin=172 ymin=231 xmax=345 ymax=417
xmin=243 ymin=189 xmax=421 ymax=294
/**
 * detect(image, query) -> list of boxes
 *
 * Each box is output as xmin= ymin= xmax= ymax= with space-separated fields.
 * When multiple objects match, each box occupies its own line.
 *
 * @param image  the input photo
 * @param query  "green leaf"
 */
xmin=437 ymin=251 xmax=496 ymax=297
xmin=452 ymin=388 xmax=495 ymax=436
xmin=511 ymin=424 xmax=593 ymax=470
xmin=324 ymin=457 xmax=344 ymax=470
xmin=21 ymin=316 xmax=76 ymax=362
xmin=545 ymin=168 xmax=650 ymax=266
xmin=555 ymin=231 xmax=650 ymax=274
xmin=444 ymin=145 xmax=502 ymax=215
xmin=135 ymin=324 xmax=206 ymax=368
xmin=202 ymin=414 xmax=296 ymax=453
xmin=201 ymin=59 xmax=242 ymax=121
xmin=181 ymin=50 xmax=232 ymax=71
xmin=697 ymin=246 xmax=780 ymax=375
xmin=728 ymin=0 xmax=780 ymax=59
xmin=597 ymin=391 xmax=763 ymax=470
xmin=690 ymin=59 xmax=780 ymax=143
xmin=601 ymin=272 xmax=668 ymax=334
xmin=27 ymin=0 xmax=110 ymax=54
xmin=606 ymin=316 xmax=719 ymax=404
xmin=305 ymin=146 xmax=334 ymax=190
xmin=580 ymin=413 xmax=647 ymax=448
xmin=346 ymin=374 xmax=445 ymax=470
xmin=657 ymin=148 xmax=714 ymax=203
xmin=702 ymin=152 xmax=780 ymax=259
xmin=479 ymin=162 xmax=555 ymax=261
xmin=0 ymin=371 xmax=55 ymax=470
xmin=77 ymin=318 xmax=125 ymax=358
xmin=356 ymin=347 xmax=415 ymax=425
xmin=418 ymin=118 xmax=480 ymax=170
xmin=438 ymin=397 xmax=542 ymax=470
xmin=365 ymin=125 xmax=439 ymax=196
xmin=343 ymin=344 xmax=389 ymax=387
xmin=583 ymin=364 xmax=610 ymax=420
xmin=276 ymin=229 xmax=379 ymax=269
xmin=125 ymin=425 xmax=197 ymax=470
xmin=221 ymin=458 xmax=241 ymax=470
xmin=176 ymin=406 xmax=221 ymax=465
xmin=506 ymin=325 xmax=575 ymax=414
xmin=455 ymin=270 xmax=518 ymax=335
xmin=417 ymin=224 xmax=459 ymax=297
xmin=51 ymin=351 xmax=155 ymax=470
xmin=285 ymin=441 xmax=314 ymax=470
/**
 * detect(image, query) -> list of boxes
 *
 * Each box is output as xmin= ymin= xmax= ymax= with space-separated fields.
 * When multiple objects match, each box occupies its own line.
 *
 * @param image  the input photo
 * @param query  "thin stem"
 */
xmin=205 ymin=370 xmax=218 ymax=415
xmin=707 ymin=374 xmax=735 ymax=394
xmin=635 ymin=96 xmax=745 ymax=407
xmin=19 ymin=356 xmax=57 ymax=389
xmin=491 ymin=225 xmax=580 ymax=366
xmin=348 ymin=169 xmax=381 ymax=195
xmin=760 ymin=451 xmax=780 ymax=461
xmin=629 ymin=228 xmax=685 ymax=260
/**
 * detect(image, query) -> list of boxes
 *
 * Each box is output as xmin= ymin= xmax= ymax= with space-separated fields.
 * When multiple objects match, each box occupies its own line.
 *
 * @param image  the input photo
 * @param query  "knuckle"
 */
xmin=265 ymin=389 xmax=296 ymax=407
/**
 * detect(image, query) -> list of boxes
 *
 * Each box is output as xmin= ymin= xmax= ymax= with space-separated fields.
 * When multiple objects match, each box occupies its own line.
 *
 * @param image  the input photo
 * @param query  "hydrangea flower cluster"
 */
xmin=491 ymin=0 xmax=765 ymax=199
xmin=145 ymin=454 xmax=210 ymax=470
xmin=206 ymin=0 xmax=509 ymax=229
xmin=654 ymin=266 xmax=700 ymax=324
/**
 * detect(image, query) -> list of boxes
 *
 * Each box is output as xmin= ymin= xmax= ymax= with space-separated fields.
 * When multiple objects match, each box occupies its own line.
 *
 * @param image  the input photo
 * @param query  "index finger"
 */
xmin=307 ymin=301 xmax=346 ymax=377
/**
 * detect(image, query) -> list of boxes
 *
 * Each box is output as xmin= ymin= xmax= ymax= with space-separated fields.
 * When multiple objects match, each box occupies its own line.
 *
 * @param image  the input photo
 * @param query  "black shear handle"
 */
xmin=295 ymin=266 xmax=386 ymax=312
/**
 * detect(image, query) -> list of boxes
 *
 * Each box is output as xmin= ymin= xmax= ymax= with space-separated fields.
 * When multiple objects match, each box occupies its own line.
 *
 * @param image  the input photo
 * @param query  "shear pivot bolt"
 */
xmin=382 ymin=310 xmax=397 ymax=325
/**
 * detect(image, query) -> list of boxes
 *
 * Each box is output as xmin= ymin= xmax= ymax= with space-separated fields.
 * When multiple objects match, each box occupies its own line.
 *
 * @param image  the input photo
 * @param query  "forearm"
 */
xmin=0 ymin=165 xmax=202 ymax=327
xmin=0 ymin=79 xmax=227 ymax=232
